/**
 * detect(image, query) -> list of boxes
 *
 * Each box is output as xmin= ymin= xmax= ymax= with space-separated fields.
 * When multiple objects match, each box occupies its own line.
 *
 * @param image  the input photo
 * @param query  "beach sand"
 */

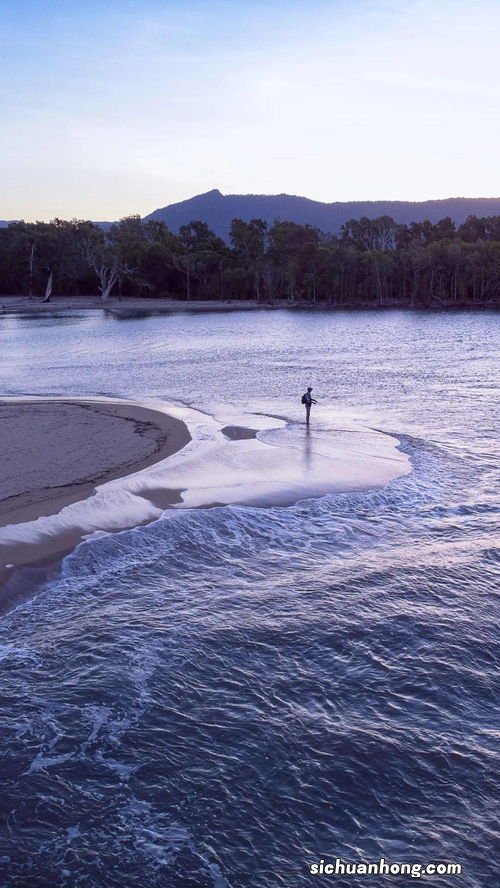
xmin=0 ymin=396 xmax=412 ymax=610
xmin=0 ymin=399 xmax=191 ymax=585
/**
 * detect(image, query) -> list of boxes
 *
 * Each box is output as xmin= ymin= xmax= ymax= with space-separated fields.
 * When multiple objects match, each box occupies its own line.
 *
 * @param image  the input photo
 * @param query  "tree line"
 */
xmin=1 ymin=213 xmax=500 ymax=307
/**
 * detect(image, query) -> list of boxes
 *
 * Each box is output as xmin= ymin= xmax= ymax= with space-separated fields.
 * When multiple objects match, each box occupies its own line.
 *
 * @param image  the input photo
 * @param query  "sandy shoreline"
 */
xmin=0 ymin=399 xmax=191 ymax=585
xmin=1 ymin=296 xmax=492 ymax=316
xmin=0 ymin=395 xmax=412 ymax=612
xmin=0 ymin=296 xmax=286 ymax=316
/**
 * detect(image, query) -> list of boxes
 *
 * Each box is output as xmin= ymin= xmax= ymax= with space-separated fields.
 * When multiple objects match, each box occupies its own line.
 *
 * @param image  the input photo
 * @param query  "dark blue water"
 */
xmin=0 ymin=310 xmax=498 ymax=886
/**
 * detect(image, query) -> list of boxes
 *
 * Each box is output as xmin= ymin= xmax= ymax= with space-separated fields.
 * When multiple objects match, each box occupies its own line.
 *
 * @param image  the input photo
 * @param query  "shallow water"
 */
xmin=0 ymin=309 xmax=498 ymax=887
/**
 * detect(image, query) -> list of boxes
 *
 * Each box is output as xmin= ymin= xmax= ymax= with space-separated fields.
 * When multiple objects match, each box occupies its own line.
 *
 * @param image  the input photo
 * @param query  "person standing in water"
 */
xmin=301 ymin=386 xmax=317 ymax=426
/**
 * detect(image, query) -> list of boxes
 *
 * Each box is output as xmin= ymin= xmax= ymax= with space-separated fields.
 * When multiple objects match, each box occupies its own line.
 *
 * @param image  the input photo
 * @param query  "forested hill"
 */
xmin=2 ymin=213 xmax=500 ymax=308
xmin=144 ymin=190 xmax=500 ymax=239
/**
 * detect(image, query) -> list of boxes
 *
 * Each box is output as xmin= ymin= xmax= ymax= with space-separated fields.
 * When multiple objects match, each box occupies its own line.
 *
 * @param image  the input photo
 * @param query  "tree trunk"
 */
xmin=28 ymin=243 xmax=35 ymax=298
xmin=42 ymin=271 xmax=53 ymax=302
xmin=186 ymin=258 xmax=191 ymax=301
xmin=99 ymin=267 xmax=118 ymax=302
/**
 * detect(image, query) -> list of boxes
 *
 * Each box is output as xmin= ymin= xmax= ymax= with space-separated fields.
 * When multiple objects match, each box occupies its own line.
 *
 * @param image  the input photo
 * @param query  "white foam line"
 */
xmin=0 ymin=396 xmax=412 ymax=553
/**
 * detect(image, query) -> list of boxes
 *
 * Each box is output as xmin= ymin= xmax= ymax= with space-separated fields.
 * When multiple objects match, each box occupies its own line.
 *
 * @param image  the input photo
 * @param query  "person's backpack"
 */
xmin=301 ymin=393 xmax=307 ymax=404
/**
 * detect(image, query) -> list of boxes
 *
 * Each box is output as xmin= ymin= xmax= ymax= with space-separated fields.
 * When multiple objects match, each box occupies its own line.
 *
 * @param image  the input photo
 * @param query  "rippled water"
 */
xmin=0 ymin=309 xmax=498 ymax=887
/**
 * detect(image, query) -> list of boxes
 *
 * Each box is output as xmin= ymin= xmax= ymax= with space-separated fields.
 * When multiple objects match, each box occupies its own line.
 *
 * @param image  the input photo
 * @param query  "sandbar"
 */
xmin=0 ymin=397 xmax=412 ymax=609
xmin=0 ymin=399 xmax=191 ymax=582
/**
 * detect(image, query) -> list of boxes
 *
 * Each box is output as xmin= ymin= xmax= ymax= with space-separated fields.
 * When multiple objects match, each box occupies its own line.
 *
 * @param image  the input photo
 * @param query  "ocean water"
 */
xmin=0 ymin=308 xmax=498 ymax=887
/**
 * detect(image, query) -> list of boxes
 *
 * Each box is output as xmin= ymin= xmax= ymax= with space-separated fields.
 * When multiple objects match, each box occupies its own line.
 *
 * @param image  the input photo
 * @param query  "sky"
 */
xmin=1 ymin=0 xmax=499 ymax=221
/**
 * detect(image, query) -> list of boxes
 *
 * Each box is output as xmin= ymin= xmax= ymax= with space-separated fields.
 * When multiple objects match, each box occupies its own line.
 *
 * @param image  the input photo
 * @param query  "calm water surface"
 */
xmin=0 ymin=309 xmax=498 ymax=887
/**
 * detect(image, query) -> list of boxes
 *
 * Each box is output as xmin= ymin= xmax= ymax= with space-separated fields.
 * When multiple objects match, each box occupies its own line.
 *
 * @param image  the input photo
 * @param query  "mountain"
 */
xmin=144 ymin=189 xmax=500 ymax=239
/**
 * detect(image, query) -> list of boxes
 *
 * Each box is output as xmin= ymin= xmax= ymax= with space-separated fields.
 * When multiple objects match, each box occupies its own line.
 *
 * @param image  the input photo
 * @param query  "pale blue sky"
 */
xmin=1 ymin=0 xmax=499 ymax=220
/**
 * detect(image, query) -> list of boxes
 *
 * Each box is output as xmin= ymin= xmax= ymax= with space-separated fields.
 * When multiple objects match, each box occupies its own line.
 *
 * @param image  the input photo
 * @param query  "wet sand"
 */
xmin=221 ymin=425 xmax=258 ymax=440
xmin=0 ymin=397 xmax=412 ymax=608
xmin=0 ymin=399 xmax=191 ymax=580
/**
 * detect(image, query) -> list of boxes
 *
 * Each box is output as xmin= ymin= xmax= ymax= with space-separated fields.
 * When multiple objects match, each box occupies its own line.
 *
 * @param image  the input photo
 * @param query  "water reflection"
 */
xmin=303 ymin=426 xmax=313 ymax=470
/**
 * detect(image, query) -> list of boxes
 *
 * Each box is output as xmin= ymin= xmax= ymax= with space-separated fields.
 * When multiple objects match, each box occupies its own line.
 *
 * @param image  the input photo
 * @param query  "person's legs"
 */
xmin=305 ymin=403 xmax=311 ymax=425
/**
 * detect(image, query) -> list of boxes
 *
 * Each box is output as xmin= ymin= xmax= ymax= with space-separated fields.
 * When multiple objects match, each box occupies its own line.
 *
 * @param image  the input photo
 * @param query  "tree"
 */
xmin=340 ymin=216 xmax=398 ymax=251
xmin=81 ymin=225 xmax=136 ymax=302
xmin=268 ymin=221 xmax=322 ymax=302
xmin=174 ymin=220 xmax=228 ymax=300
xmin=229 ymin=218 xmax=268 ymax=302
